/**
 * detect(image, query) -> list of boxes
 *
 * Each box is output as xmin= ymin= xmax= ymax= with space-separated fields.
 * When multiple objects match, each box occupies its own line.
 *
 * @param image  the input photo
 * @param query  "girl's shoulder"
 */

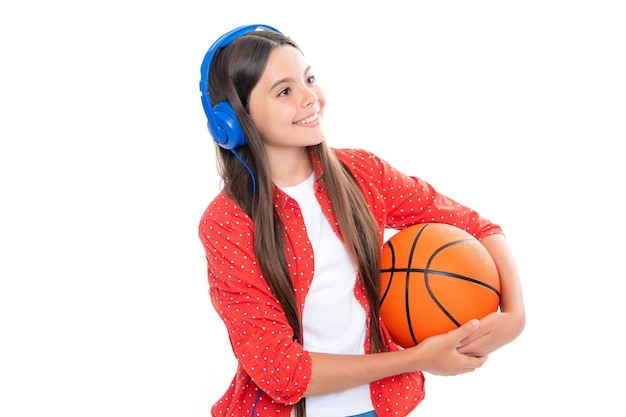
xmin=333 ymin=147 xmax=377 ymax=161
xmin=199 ymin=190 xmax=252 ymax=231
xmin=332 ymin=147 xmax=389 ymax=177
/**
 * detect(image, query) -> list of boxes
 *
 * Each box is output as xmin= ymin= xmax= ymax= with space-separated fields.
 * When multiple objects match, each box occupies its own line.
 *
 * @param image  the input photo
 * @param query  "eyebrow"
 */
xmin=269 ymin=65 xmax=313 ymax=91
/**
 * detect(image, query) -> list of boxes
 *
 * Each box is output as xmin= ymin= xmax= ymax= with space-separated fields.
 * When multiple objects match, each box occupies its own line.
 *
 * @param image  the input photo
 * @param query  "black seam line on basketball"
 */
xmin=380 ymin=224 xmax=430 ymax=307
xmin=405 ymin=224 xmax=429 ymax=346
xmin=379 ymin=240 xmax=397 ymax=305
xmin=380 ymin=267 xmax=501 ymax=298
xmin=422 ymin=238 xmax=480 ymax=328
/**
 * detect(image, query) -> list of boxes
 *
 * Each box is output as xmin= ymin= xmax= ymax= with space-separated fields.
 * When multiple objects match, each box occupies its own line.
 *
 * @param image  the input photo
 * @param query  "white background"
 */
xmin=1 ymin=1 xmax=624 ymax=416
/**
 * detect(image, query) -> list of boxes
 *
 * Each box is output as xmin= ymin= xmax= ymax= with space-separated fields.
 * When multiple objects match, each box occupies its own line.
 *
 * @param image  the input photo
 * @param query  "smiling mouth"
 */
xmin=295 ymin=113 xmax=319 ymax=125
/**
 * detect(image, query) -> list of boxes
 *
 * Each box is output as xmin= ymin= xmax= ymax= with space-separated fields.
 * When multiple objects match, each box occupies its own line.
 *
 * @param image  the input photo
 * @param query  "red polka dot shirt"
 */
xmin=199 ymin=148 xmax=502 ymax=417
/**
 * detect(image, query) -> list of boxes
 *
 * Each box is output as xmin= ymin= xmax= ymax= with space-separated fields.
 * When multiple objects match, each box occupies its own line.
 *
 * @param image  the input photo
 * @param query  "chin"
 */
xmin=311 ymin=131 xmax=326 ymax=145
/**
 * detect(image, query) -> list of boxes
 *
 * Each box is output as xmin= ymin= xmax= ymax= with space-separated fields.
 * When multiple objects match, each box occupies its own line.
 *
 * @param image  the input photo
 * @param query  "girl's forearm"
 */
xmin=306 ymin=350 xmax=412 ymax=396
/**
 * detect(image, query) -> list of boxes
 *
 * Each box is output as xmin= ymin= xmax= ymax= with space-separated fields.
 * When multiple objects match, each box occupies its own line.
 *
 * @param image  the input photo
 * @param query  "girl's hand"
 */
xmin=456 ymin=310 xmax=525 ymax=357
xmin=409 ymin=319 xmax=488 ymax=376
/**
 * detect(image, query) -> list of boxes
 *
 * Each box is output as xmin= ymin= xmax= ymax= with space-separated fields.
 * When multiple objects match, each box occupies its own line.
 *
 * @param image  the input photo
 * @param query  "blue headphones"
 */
xmin=199 ymin=24 xmax=282 ymax=150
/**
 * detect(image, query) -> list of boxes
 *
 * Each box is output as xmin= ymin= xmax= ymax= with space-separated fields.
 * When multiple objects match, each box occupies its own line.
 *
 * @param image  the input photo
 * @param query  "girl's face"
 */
xmin=248 ymin=45 xmax=326 ymax=152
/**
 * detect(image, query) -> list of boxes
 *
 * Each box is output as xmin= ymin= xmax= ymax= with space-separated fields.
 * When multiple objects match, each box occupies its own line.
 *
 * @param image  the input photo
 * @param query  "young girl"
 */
xmin=198 ymin=25 xmax=525 ymax=417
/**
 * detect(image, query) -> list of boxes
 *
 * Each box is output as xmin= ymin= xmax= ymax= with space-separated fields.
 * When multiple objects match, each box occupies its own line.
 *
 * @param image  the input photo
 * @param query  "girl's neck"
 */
xmin=267 ymin=147 xmax=313 ymax=187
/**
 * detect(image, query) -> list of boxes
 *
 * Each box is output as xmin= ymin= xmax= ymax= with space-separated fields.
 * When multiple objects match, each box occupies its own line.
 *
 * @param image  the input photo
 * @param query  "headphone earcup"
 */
xmin=209 ymin=101 xmax=247 ymax=150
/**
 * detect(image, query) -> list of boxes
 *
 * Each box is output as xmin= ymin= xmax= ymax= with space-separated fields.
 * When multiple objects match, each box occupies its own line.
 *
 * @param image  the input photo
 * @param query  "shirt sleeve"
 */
xmin=337 ymin=149 xmax=503 ymax=239
xmin=198 ymin=194 xmax=312 ymax=404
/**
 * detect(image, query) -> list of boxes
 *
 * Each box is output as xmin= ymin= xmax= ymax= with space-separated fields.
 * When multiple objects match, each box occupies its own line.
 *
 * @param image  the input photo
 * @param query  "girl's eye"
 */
xmin=307 ymin=75 xmax=317 ymax=84
xmin=278 ymin=87 xmax=290 ymax=96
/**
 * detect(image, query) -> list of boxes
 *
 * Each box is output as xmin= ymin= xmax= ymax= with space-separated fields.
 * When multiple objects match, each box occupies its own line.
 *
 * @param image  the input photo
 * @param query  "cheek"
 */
xmin=248 ymin=92 xmax=271 ymax=132
xmin=249 ymin=101 xmax=270 ymax=130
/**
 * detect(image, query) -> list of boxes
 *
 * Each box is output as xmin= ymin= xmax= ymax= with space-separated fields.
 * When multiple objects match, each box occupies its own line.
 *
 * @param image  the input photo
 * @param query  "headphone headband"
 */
xmin=199 ymin=24 xmax=281 ymax=95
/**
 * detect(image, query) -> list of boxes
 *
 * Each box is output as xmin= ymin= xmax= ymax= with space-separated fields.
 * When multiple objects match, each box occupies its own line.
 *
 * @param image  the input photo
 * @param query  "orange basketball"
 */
xmin=379 ymin=223 xmax=501 ymax=348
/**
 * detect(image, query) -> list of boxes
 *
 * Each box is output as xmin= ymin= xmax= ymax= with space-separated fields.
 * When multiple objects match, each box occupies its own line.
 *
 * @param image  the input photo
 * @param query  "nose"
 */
xmin=302 ymin=85 xmax=318 ymax=107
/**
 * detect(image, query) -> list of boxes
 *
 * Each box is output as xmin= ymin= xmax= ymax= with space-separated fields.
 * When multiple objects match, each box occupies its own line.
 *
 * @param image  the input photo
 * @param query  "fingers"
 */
xmin=452 ymin=318 xmax=480 ymax=343
xmin=466 ymin=354 xmax=488 ymax=370
xmin=454 ymin=321 xmax=488 ymax=373
xmin=414 ymin=319 xmax=489 ymax=376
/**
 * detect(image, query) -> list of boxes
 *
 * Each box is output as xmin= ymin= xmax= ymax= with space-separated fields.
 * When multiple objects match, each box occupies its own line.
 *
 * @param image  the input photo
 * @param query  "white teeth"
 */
xmin=296 ymin=113 xmax=318 ymax=125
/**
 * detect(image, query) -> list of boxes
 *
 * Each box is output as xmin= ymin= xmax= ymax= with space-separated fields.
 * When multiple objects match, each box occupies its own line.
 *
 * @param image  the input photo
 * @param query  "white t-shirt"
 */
xmin=280 ymin=173 xmax=374 ymax=417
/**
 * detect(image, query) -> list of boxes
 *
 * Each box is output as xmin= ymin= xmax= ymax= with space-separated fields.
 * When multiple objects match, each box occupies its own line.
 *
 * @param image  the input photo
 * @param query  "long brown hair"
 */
xmin=207 ymin=30 xmax=385 ymax=415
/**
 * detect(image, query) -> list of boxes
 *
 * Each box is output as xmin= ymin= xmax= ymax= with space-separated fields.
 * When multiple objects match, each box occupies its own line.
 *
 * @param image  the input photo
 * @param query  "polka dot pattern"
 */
xmin=199 ymin=148 xmax=502 ymax=416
